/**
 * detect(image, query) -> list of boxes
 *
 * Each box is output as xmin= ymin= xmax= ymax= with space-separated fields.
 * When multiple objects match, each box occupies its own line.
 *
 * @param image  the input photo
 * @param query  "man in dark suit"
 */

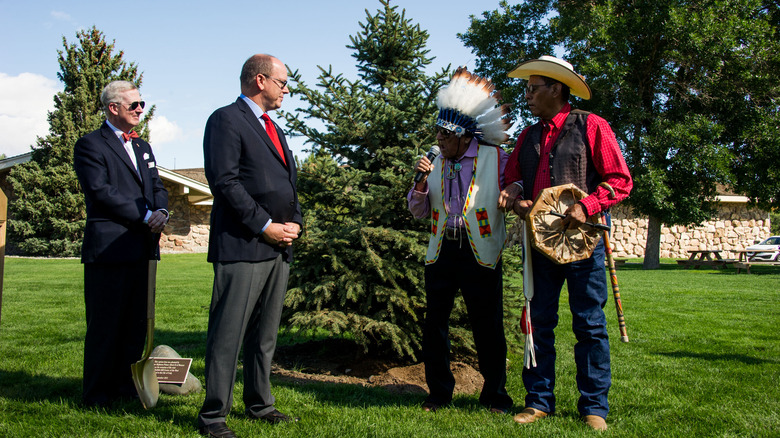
xmin=73 ymin=80 xmax=169 ymax=408
xmin=197 ymin=54 xmax=302 ymax=438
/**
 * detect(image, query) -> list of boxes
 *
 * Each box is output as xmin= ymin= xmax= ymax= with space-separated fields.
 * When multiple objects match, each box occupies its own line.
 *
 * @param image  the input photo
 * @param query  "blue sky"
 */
xmin=0 ymin=0 xmax=518 ymax=169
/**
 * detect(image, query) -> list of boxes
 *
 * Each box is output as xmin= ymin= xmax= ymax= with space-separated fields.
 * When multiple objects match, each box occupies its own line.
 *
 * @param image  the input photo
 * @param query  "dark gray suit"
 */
xmin=74 ymin=121 xmax=168 ymax=406
xmin=198 ymin=98 xmax=301 ymax=426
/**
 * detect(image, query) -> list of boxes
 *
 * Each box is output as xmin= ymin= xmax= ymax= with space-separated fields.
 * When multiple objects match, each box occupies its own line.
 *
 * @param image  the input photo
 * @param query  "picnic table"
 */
xmin=678 ymin=250 xmax=733 ymax=269
xmin=733 ymin=250 xmax=780 ymax=274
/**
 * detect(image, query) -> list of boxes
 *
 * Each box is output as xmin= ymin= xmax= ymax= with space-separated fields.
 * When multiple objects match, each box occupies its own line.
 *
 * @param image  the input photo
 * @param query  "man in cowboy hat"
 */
xmin=408 ymin=67 xmax=513 ymax=415
xmin=498 ymin=56 xmax=632 ymax=431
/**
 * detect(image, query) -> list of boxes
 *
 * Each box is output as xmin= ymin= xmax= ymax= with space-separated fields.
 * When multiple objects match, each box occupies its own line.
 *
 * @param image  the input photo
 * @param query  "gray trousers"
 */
xmin=198 ymin=256 xmax=289 ymax=426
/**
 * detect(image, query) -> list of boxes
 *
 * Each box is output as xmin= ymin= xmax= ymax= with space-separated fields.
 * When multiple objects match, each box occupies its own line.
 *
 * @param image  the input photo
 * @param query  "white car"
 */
xmin=745 ymin=236 xmax=780 ymax=261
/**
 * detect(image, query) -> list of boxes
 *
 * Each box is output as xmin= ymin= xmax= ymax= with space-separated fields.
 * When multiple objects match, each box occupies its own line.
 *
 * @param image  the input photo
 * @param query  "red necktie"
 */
xmin=261 ymin=113 xmax=287 ymax=165
xmin=121 ymin=130 xmax=139 ymax=142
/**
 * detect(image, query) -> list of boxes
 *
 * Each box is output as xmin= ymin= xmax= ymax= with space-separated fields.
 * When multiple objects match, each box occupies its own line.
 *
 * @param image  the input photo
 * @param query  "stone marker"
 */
xmin=150 ymin=345 xmax=202 ymax=396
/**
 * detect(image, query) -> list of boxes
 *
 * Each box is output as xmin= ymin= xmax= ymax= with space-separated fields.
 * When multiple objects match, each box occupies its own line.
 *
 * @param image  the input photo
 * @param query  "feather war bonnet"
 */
xmin=436 ymin=67 xmax=511 ymax=146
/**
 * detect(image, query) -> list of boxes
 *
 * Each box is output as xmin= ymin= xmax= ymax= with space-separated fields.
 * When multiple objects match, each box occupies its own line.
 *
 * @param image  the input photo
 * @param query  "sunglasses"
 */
xmin=436 ymin=126 xmax=456 ymax=137
xmin=115 ymin=101 xmax=146 ymax=111
xmin=525 ymin=83 xmax=551 ymax=94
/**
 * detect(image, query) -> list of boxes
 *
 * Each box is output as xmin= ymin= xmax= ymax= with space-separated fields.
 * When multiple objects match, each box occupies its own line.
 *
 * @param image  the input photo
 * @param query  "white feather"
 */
xmin=436 ymin=68 xmax=511 ymax=144
xmin=476 ymin=106 xmax=504 ymax=125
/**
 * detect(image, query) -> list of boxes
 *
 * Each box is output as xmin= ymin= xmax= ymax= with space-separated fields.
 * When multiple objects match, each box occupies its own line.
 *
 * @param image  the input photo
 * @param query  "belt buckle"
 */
xmin=444 ymin=227 xmax=459 ymax=241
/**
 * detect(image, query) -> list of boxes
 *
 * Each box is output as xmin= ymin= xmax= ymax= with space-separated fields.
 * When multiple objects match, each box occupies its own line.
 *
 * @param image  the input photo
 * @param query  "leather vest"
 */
xmin=520 ymin=109 xmax=601 ymax=200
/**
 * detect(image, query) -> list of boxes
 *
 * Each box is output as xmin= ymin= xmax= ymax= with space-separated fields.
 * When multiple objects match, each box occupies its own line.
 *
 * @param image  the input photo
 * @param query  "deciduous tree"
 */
xmin=461 ymin=0 xmax=780 ymax=268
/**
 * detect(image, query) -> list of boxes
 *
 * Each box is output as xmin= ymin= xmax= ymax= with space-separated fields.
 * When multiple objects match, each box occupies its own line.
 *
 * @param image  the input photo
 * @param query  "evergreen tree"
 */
xmin=7 ymin=27 xmax=154 ymax=256
xmin=460 ymin=0 xmax=780 ymax=268
xmin=279 ymin=0 xmax=456 ymax=359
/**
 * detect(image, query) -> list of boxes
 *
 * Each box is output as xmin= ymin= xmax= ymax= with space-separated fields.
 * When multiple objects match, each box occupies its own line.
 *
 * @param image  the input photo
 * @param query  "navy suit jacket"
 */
xmin=74 ymin=122 xmax=169 ymax=263
xmin=204 ymin=98 xmax=302 ymax=263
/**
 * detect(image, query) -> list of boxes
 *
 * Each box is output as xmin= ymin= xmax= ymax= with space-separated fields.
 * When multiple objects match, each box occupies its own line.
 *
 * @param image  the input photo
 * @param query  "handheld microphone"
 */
xmin=413 ymin=146 xmax=441 ymax=183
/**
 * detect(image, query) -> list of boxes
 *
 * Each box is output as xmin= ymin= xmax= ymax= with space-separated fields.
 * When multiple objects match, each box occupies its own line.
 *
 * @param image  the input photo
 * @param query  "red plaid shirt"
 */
xmin=505 ymin=103 xmax=632 ymax=215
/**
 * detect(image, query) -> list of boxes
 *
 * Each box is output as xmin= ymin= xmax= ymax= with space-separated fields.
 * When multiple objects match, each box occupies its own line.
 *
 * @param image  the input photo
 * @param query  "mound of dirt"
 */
xmin=272 ymin=340 xmax=483 ymax=395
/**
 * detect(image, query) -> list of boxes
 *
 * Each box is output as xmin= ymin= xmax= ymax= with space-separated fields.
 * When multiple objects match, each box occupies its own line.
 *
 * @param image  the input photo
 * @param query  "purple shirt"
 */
xmin=408 ymin=138 xmax=509 ymax=229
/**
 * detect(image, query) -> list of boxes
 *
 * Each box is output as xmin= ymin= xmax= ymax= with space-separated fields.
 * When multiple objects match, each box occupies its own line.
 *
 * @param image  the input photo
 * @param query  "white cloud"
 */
xmin=50 ymin=11 xmax=72 ymax=21
xmin=0 ymin=73 xmax=183 ymax=158
xmin=0 ymin=72 xmax=60 ymax=158
xmin=148 ymin=115 xmax=183 ymax=147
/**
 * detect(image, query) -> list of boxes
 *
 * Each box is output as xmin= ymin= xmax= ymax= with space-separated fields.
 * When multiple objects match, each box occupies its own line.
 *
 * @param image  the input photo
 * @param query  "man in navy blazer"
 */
xmin=73 ymin=80 xmax=169 ymax=407
xmin=197 ymin=54 xmax=302 ymax=438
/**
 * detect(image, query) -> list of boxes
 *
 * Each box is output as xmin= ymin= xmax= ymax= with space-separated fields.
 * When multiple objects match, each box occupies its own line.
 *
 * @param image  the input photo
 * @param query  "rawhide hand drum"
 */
xmin=527 ymin=184 xmax=602 ymax=264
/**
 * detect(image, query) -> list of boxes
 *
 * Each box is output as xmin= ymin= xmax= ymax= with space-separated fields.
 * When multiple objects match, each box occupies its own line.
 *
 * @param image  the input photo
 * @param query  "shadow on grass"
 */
xmin=272 ymin=377 xmax=427 ymax=409
xmin=136 ymin=332 xmax=436 ymax=411
xmin=729 ymin=266 xmax=780 ymax=275
xmin=0 ymin=369 xmax=81 ymax=404
xmin=657 ymin=351 xmax=779 ymax=365
xmin=270 ymin=376 xmax=505 ymax=414
xmin=0 ymin=369 xmax=494 ymax=429
xmin=0 ymin=368 xmax=214 ymax=431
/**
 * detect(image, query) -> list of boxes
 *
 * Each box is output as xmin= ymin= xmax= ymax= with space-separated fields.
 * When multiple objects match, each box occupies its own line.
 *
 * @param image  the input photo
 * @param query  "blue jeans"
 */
xmin=522 ymin=240 xmax=611 ymax=418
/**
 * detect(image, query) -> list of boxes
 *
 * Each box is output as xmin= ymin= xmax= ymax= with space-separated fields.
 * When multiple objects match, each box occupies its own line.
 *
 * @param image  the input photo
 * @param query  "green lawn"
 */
xmin=0 ymin=255 xmax=778 ymax=437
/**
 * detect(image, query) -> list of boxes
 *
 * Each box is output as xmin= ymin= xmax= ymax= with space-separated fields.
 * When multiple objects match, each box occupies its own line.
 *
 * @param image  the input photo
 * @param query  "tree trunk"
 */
xmin=642 ymin=215 xmax=662 ymax=269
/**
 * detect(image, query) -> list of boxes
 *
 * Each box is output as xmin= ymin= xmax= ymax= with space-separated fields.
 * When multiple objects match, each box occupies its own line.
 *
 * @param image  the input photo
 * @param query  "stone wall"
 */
xmin=609 ymin=202 xmax=770 ymax=259
xmin=508 ymin=201 xmax=771 ymax=260
xmin=160 ymin=180 xmax=210 ymax=253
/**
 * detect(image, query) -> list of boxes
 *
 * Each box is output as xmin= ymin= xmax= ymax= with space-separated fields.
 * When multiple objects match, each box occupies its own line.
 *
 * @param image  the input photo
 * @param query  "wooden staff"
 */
xmin=599 ymin=182 xmax=628 ymax=342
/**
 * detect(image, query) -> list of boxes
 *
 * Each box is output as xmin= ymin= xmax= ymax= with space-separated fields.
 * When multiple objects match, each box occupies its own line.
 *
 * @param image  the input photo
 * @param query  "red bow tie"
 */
xmin=121 ymin=131 xmax=139 ymax=142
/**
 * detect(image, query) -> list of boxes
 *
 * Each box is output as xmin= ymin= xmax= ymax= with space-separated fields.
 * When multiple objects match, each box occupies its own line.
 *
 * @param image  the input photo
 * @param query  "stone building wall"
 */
xmin=508 ymin=202 xmax=771 ymax=260
xmin=609 ymin=202 xmax=770 ymax=259
xmin=160 ymin=180 xmax=210 ymax=253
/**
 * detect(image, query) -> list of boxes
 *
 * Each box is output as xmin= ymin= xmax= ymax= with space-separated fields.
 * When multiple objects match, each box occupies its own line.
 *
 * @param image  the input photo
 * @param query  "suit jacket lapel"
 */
xmin=131 ymin=140 xmax=150 ymax=198
xmin=236 ymin=99 xmax=289 ymax=167
xmin=101 ymin=123 xmax=143 ymax=185
xmin=129 ymin=139 xmax=157 ymax=209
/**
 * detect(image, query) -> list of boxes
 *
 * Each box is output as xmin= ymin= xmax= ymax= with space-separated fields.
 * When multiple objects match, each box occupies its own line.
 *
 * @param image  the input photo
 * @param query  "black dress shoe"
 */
xmin=251 ymin=408 xmax=299 ymax=424
xmin=422 ymin=401 xmax=442 ymax=412
xmin=198 ymin=422 xmax=237 ymax=438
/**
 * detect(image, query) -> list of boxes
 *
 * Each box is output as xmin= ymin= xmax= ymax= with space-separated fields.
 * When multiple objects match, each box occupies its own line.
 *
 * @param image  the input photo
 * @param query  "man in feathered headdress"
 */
xmin=407 ymin=67 xmax=513 ymax=414
xmin=498 ymin=56 xmax=633 ymax=431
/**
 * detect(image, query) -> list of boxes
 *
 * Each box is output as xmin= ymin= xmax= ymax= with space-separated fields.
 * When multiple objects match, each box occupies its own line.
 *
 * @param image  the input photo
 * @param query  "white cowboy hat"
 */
xmin=508 ymin=55 xmax=592 ymax=100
